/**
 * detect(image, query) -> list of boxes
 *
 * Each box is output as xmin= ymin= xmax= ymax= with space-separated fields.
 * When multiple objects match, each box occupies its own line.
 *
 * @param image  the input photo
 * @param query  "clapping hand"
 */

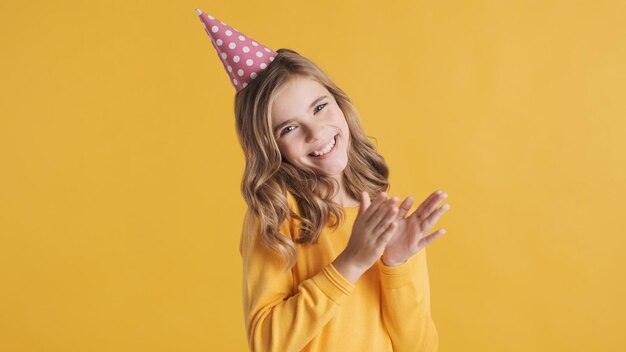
xmin=374 ymin=190 xmax=450 ymax=266
xmin=332 ymin=192 xmax=400 ymax=283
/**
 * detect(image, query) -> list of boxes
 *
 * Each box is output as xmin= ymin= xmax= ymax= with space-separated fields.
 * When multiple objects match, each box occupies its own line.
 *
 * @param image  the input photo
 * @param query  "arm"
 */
xmin=378 ymin=248 xmax=439 ymax=352
xmin=376 ymin=190 xmax=449 ymax=351
xmin=240 ymin=210 xmax=355 ymax=352
xmin=240 ymin=191 xmax=401 ymax=351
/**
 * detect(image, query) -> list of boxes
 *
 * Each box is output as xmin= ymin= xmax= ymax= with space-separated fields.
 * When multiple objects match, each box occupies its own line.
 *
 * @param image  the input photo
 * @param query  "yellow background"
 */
xmin=1 ymin=1 xmax=625 ymax=351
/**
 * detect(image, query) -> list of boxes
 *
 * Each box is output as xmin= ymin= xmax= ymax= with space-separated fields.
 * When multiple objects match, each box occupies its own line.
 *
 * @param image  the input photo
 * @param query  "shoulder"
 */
xmin=284 ymin=190 xmax=303 ymax=234
xmin=239 ymin=190 xmax=301 ymax=254
xmin=285 ymin=190 xmax=301 ymax=215
xmin=239 ymin=208 xmax=260 ymax=256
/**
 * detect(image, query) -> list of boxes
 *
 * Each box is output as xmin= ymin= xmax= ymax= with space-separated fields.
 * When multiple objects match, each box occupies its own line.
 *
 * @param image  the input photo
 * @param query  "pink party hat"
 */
xmin=196 ymin=9 xmax=278 ymax=92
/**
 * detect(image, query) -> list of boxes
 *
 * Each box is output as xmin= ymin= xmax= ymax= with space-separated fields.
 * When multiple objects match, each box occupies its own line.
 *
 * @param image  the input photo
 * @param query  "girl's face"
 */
xmin=270 ymin=76 xmax=350 ymax=180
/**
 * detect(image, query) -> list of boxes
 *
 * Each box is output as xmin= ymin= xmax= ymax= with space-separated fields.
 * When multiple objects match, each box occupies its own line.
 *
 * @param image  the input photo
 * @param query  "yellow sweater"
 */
xmin=239 ymin=194 xmax=439 ymax=351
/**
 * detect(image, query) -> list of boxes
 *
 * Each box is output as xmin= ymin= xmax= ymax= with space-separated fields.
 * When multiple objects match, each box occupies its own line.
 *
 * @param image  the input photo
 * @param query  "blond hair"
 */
xmin=234 ymin=48 xmax=389 ymax=269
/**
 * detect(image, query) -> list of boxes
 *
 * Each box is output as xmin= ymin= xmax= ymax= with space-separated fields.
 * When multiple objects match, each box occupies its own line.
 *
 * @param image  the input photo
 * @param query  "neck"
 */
xmin=331 ymin=175 xmax=360 ymax=208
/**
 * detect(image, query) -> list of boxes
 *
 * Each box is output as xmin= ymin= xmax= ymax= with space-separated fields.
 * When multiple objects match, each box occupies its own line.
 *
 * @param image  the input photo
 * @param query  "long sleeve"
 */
xmin=239 ymin=210 xmax=356 ymax=352
xmin=378 ymin=248 xmax=439 ymax=352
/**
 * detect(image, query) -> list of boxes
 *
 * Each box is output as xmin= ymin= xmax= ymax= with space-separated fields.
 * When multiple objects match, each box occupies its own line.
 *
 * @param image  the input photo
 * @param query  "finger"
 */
xmin=358 ymin=191 xmax=371 ymax=217
xmin=373 ymin=204 xmax=398 ymax=236
xmin=397 ymin=196 xmax=414 ymax=220
xmin=416 ymin=190 xmax=446 ymax=216
xmin=417 ymin=229 xmax=446 ymax=249
xmin=362 ymin=191 xmax=388 ymax=219
xmin=377 ymin=220 xmax=398 ymax=246
xmin=368 ymin=196 xmax=398 ymax=228
xmin=414 ymin=190 xmax=448 ymax=222
xmin=420 ymin=203 xmax=451 ymax=233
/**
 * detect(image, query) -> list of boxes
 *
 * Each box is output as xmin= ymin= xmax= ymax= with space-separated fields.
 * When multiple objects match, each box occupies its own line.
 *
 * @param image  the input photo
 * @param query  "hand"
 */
xmin=333 ymin=192 xmax=399 ymax=283
xmin=381 ymin=190 xmax=450 ymax=266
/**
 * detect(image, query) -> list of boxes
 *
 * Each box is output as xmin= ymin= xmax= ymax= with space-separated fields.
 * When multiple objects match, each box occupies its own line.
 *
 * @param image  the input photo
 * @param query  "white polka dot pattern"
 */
xmin=196 ymin=8 xmax=278 ymax=92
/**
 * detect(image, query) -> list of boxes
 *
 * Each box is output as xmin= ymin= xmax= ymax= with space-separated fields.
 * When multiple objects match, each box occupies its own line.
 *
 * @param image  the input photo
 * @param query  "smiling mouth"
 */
xmin=309 ymin=135 xmax=337 ymax=158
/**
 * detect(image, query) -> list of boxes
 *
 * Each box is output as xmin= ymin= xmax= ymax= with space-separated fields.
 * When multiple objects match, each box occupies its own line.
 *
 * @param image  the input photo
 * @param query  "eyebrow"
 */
xmin=272 ymin=95 xmax=329 ymax=135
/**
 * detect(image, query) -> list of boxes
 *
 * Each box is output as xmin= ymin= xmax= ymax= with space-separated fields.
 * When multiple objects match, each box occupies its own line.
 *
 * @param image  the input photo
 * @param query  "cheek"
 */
xmin=336 ymin=114 xmax=349 ymax=134
xmin=277 ymin=140 xmax=300 ymax=161
xmin=330 ymin=107 xmax=348 ymax=127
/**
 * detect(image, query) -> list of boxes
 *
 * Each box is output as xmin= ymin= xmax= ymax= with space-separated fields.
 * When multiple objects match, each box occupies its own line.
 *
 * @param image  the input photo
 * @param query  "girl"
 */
xmin=197 ymin=10 xmax=450 ymax=352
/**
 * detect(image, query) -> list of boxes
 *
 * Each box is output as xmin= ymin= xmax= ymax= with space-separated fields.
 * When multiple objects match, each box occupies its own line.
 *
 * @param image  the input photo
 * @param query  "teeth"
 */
xmin=310 ymin=137 xmax=336 ymax=157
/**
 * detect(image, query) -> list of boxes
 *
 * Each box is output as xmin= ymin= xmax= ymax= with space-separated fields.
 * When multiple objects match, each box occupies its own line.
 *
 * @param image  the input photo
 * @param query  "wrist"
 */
xmin=381 ymin=255 xmax=407 ymax=267
xmin=332 ymin=252 xmax=366 ymax=284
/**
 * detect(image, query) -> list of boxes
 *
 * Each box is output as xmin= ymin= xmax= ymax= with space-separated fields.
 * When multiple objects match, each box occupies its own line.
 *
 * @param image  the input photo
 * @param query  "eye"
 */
xmin=314 ymin=103 xmax=328 ymax=114
xmin=280 ymin=125 xmax=296 ymax=136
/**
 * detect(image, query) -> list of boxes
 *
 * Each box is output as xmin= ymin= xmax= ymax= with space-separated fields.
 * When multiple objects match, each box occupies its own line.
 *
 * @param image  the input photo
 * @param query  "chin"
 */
xmin=320 ymin=163 xmax=348 ymax=177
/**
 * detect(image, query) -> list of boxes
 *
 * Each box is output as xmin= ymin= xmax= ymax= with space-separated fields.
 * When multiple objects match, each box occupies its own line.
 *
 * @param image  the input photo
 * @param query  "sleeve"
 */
xmin=377 ymin=248 xmax=439 ymax=352
xmin=239 ymin=209 xmax=356 ymax=352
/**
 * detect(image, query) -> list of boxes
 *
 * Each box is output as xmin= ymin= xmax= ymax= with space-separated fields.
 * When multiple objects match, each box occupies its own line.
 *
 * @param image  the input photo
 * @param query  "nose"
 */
xmin=304 ymin=121 xmax=325 ymax=143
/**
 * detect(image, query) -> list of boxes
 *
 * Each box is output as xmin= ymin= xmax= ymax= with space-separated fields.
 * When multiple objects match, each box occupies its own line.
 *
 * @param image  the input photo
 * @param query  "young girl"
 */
xmin=197 ymin=10 xmax=450 ymax=351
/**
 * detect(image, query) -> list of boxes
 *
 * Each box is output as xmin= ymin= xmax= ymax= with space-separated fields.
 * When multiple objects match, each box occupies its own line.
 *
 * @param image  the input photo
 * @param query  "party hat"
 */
xmin=196 ymin=9 xmax=278 ymax=92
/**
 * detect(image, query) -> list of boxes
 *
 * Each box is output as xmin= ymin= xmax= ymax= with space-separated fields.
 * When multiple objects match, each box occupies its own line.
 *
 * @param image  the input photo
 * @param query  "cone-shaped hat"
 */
xmin=196 ymin=9 xmax=278 ymax=92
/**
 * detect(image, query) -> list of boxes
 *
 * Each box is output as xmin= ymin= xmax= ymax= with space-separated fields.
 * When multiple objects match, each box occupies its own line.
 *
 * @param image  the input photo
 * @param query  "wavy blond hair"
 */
xmin=234 ymin=48 xmax=389 ymax=270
